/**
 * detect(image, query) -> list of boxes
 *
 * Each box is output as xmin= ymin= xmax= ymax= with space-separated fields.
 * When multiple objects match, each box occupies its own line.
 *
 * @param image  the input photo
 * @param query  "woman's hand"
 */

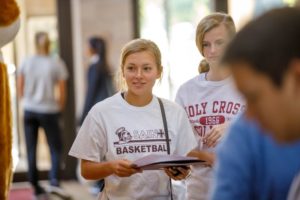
xmin=203 ymin=123 xmax=228 ymax=148
xmin=164 ymin=166 xmax=191 ymax=180
xmin=111 ymin=159 xmax=142 ymax=177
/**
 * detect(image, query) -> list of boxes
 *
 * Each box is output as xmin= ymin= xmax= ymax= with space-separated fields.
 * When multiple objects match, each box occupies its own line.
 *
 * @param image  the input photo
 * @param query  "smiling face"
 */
xmin=122 ymin=50 xmax=161 ymax=98
xmin=202 ymin=24 xmax=230 ymax=68
xmin=231 ymin=61 xmax=300 ymax=143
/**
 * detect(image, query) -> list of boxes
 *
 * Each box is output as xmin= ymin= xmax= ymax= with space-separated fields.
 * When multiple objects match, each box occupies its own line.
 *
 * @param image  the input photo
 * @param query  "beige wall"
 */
xmin=71 ymin=0 xmax=135 ymax=118
xmin=24 ymin=0 xmax=56 ymax=16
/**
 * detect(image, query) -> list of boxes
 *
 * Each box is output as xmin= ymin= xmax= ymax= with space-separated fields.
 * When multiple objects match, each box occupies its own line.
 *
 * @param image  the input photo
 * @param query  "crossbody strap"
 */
xmin=158 ymin=98 xmax=170 ymax=154
xmin=158 ymin=98 xmax=173 ymax=200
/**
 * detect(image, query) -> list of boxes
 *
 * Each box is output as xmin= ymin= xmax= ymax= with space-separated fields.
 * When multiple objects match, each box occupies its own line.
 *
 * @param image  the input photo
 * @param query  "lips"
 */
xmin=132 ymin=82 xmax=146 ymax=87
xmin=208 ymin=56 xmax=219 ymax=60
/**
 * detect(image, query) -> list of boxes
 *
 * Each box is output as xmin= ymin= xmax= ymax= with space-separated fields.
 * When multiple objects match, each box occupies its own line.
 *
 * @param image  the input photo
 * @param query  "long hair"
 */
xmin=89 ymin=37 xmax=110 ymax=74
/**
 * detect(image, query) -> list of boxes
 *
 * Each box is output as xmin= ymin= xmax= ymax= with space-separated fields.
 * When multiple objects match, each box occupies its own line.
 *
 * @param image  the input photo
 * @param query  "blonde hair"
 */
xmin=116 ymin=38 xmax=163 ymax=91
xmin=35 ymin=31 xmax=50 ymax=54
xmin=196 ymin=13 xmax=236 ymax=73
xmin=198 ymin=59 xmax=210 ymax=74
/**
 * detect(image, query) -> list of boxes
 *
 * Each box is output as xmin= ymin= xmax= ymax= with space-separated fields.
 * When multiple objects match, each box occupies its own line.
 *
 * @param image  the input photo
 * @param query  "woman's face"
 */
xmin=122 ymin=50 xmax=160 ymax=97
xmin=37 ymin=34 xmax=50 ymax=52
xmin=202 ymin=24 xmax=230 ymax=67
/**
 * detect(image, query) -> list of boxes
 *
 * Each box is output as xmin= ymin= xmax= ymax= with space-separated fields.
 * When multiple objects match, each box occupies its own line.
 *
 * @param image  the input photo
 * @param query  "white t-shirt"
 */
xmin=175 ymin=73 xmax=245 ymax=200
xmin=69 ymin=92 xmax=197 ymax=200
xmin=18 ymin=55 xmax=68 ymax=113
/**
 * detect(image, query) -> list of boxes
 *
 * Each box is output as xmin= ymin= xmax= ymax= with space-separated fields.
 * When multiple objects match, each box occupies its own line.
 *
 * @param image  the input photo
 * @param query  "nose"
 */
xmin=136 ymin=68 xmax=142 ymax=77
xmin=210 ymin=44 xmax=217 ymax=54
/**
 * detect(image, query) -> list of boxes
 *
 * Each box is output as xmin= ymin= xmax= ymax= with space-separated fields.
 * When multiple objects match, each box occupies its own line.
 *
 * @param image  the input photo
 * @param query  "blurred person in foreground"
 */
xmin=211 ymin=7 xmax=300 ymax=200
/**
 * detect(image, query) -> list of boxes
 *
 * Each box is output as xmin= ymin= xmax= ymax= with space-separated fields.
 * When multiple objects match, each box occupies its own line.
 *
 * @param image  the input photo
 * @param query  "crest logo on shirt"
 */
xmin=115 ymin=127 xmax=132 ymax=144
xmin=113 ymin=127 xmax=169 ymax=154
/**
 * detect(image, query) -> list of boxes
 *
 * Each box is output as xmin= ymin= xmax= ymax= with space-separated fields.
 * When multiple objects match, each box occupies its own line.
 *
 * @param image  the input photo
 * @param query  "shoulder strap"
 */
xmin=158 ymin=98 xmax=170 ymax=154
xmin=158 ymin=98 xmax=174 ymax=200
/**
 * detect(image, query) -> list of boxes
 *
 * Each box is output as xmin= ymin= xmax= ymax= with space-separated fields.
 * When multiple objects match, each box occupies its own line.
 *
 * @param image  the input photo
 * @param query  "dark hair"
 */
xmin=222 ymin=7 xmax=300 ymax=87
xmin=89 ymin=36 xmax=109 ymax=74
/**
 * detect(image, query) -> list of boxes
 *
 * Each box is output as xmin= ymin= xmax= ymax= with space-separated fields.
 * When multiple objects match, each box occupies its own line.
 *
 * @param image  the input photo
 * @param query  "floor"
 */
xmin=8 ymin=180 xmax=96 ymax=200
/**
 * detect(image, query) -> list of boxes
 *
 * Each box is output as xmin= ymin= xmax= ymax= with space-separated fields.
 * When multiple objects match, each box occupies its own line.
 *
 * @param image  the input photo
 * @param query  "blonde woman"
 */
xmin=69 ymin=39 xmax=196 ymax=200
xmin=175 ymin=13 xmax=245 ymax=199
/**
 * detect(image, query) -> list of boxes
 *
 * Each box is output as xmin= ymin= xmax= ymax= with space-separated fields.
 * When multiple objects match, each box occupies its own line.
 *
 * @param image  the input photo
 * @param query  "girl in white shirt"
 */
xmin=175 ymin=13 xmax=245 ymax=200
xmin=69 ymin=39 xmax=197 ymax=200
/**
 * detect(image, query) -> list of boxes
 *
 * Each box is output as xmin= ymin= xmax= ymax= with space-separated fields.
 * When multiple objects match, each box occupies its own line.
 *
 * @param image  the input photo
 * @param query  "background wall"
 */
xmin=71 ymin=0 xmax=135 ymax=119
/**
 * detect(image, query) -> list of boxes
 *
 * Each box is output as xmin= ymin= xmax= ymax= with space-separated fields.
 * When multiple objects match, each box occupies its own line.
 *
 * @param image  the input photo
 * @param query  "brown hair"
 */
xmin=196 ymin=13 xmax=236 ymax=73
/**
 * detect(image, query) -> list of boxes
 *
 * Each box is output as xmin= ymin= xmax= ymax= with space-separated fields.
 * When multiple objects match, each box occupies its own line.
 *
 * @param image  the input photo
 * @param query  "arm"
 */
xmin=57 ymin=79 xmax=66 ymax=111
xmin=81 ymin=159 xmax=142 ymax=180
xmin=17 ymin=74 xmax=24 ymax=99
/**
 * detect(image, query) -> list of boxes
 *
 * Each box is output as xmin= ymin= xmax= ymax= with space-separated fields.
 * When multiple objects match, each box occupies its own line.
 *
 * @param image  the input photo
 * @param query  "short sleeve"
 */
xmin=55 ymin=57 xmax=68 ymax=80
xmin=18 ymin=58 xmax=27 ymax=75
xmin=69 ymin=111 xmax=107 ymax=162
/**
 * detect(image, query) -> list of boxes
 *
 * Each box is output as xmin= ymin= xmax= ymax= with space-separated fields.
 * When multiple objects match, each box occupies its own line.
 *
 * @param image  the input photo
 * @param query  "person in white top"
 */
xmin=18 ymin=32 xmax=69 ymax=199
xmin=69 ymin=38 xmax=197 ymax=200
xmin=175 ymin=13 xmax=245 ymax=200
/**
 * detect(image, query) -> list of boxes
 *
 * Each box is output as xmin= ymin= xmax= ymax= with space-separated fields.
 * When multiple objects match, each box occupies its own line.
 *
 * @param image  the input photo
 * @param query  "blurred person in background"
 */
xmin=80 ymin=36 xmax=115 ymax=195
xmin=80 ymin=36 xmax=115 ymax=125
xmin=17 ymin=31 xmax=69 ymax=200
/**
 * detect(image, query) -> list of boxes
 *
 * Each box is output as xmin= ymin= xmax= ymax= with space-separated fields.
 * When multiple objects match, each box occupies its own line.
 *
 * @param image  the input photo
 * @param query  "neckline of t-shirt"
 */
xmin=119 ymin=92 xmax=157 ymax=111
xmin=198 ymin=73 xmax=232 ymax=87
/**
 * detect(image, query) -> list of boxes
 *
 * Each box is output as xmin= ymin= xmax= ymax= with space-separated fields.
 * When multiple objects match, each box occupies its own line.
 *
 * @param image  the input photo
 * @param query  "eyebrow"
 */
xmin=125 ymin=63 xmax=153 ymax=66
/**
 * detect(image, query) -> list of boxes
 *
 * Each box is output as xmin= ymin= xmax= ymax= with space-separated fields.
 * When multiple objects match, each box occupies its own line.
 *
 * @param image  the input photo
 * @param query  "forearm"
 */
xmin=81 ymin=159 xmax=114 ymax=180
xmin=81 ymin=159 xmax=140 ymax=180
xmin=17 ymin=75 xmax=24 ymax=99
xmin=58 ymin=80 xmax=66 ymax=111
